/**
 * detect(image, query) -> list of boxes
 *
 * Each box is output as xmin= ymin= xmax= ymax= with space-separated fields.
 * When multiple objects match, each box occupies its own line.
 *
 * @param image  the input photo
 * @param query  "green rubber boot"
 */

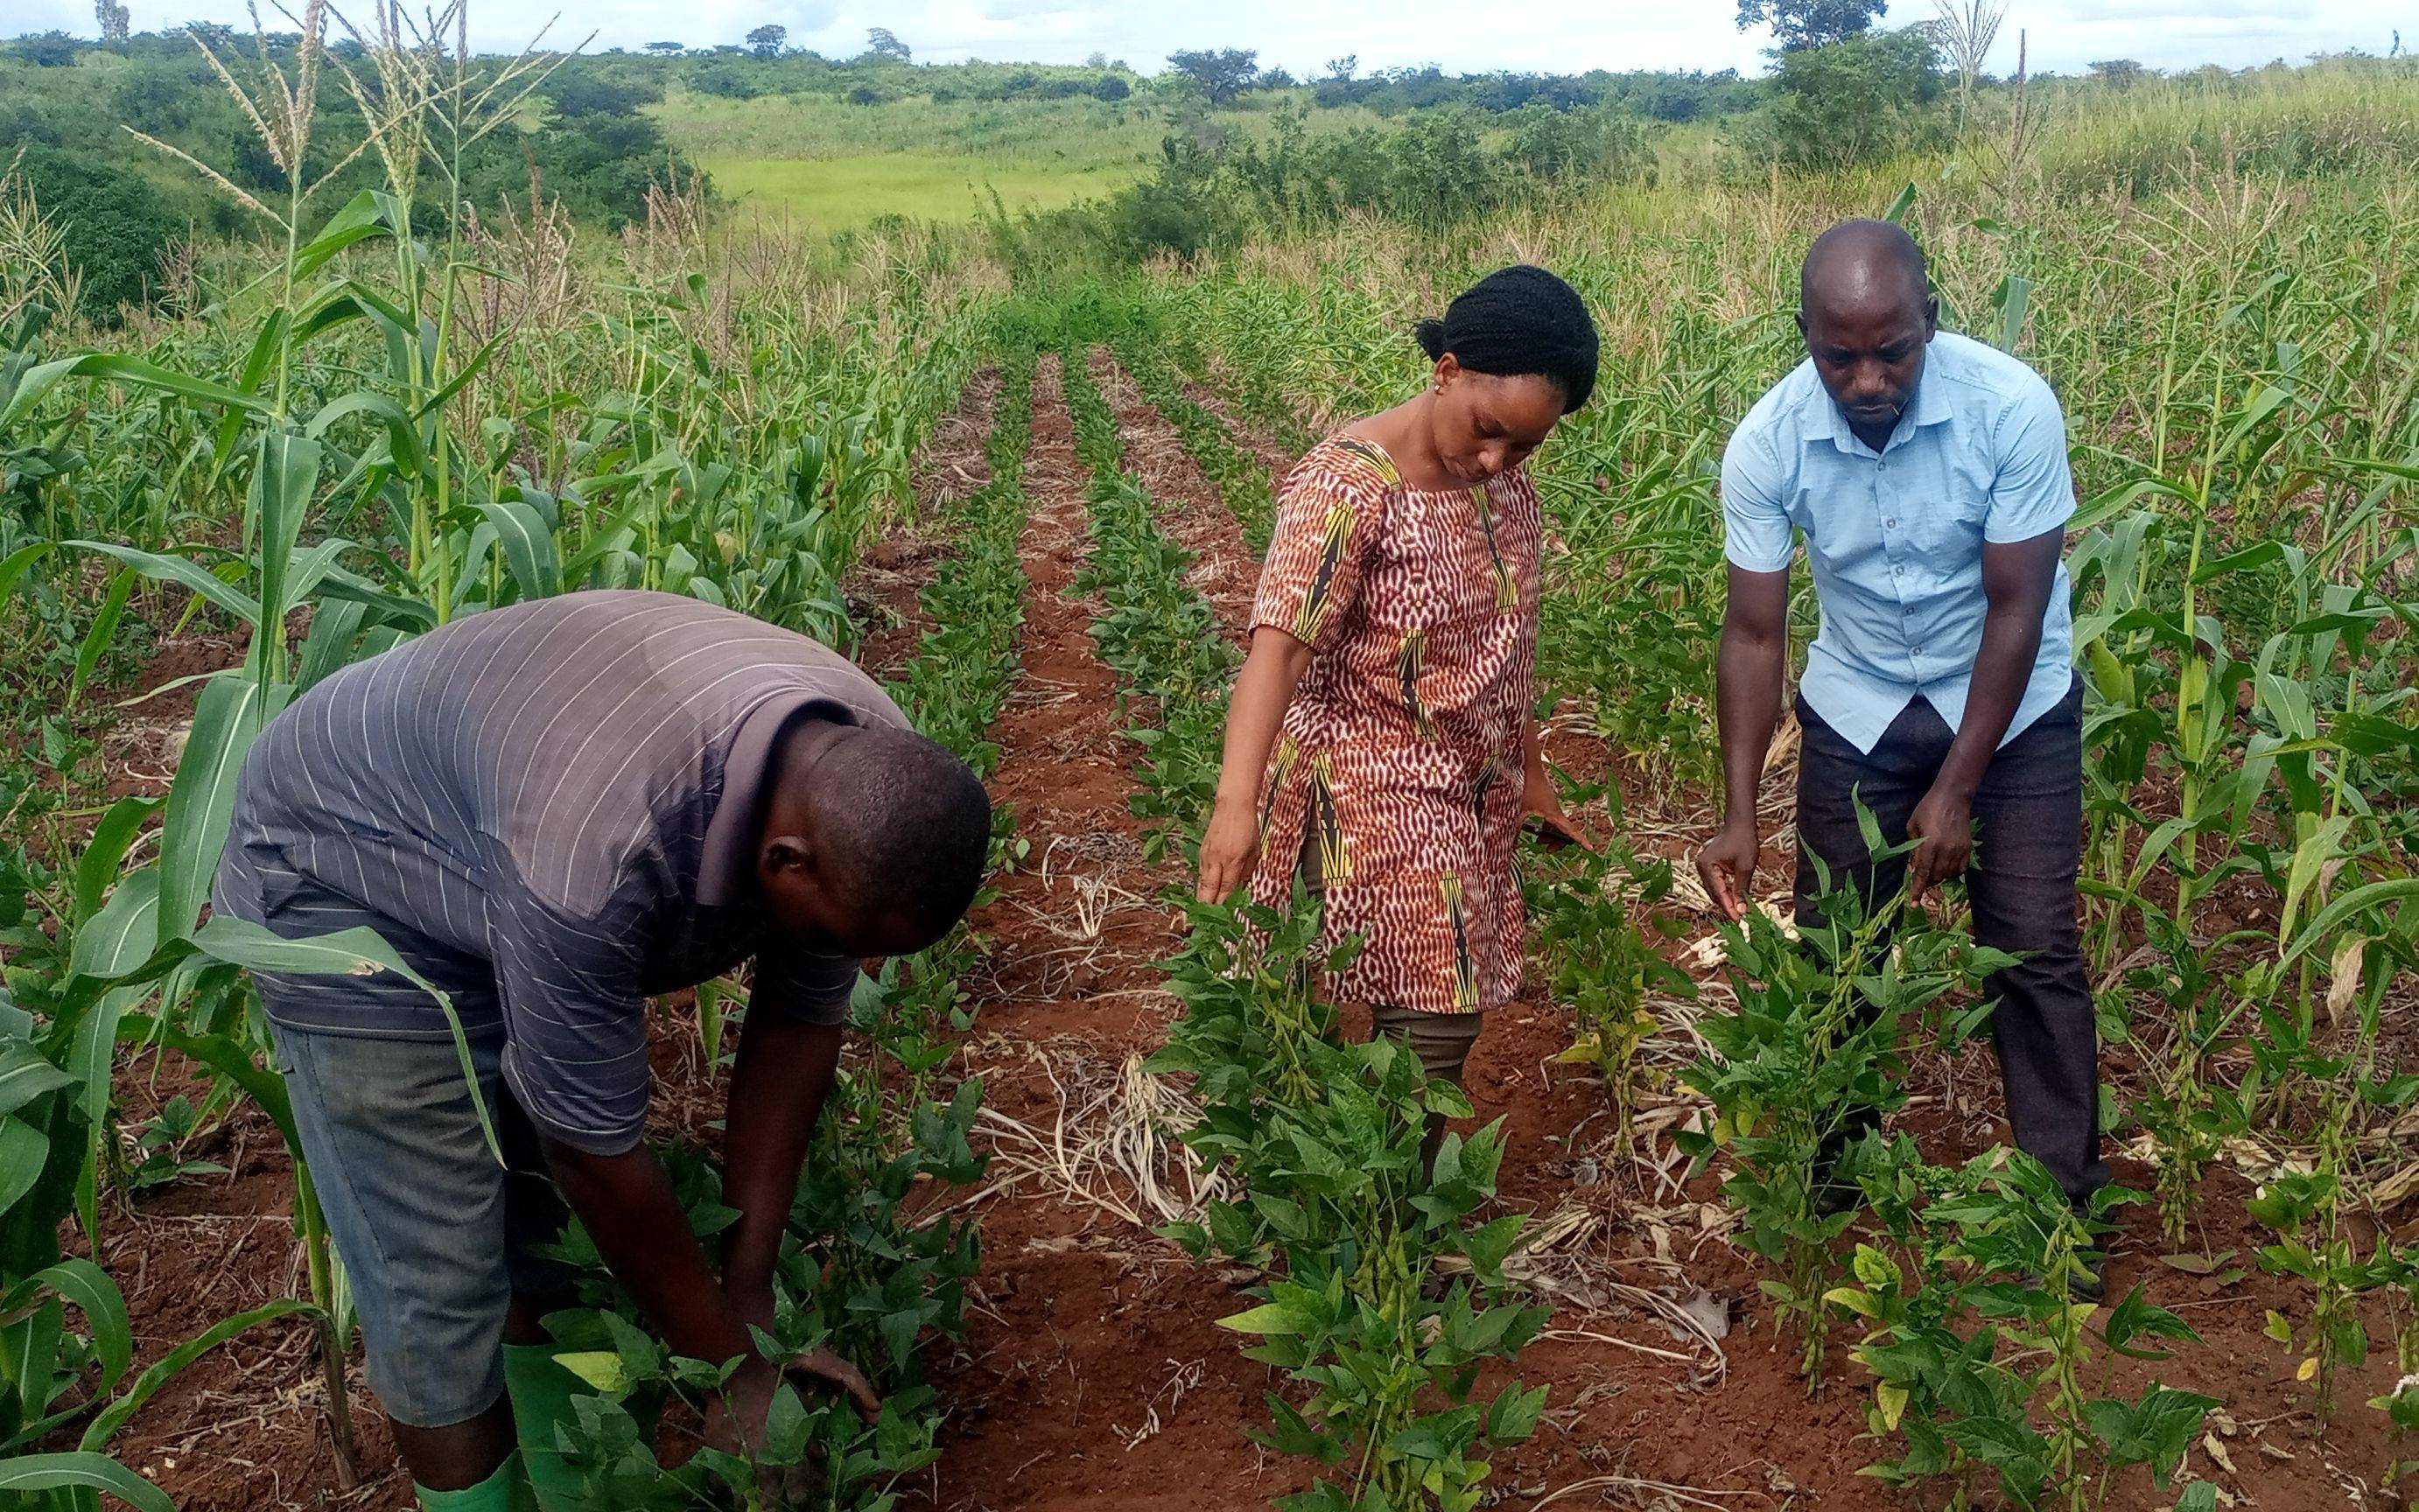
xmin=414 ymin=1454 xmax=536 ymax=1512
xmin=503 ymin=1343 xmax=595 ymax=1512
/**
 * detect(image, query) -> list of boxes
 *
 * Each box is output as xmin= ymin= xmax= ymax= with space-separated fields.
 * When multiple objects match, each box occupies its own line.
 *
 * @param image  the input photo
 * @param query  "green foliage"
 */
xmin=1151 ymin=897 xmax=1550 ymax=1512
xmin=1527 ymin=838 xmax=1694 ymax=1147
xmin=1757 ymin=26 xmax=1946 ymax=172
xmin=1736 ymin=0 xmax=1889 ymax=50
xmin=120 ymin=1095 xmax=228 ymax=1190
xmin=11 ymin=33 xmax=81 ymax=66
xmin=1166 ymin=47 xmax=1262 ymax=105
xmin=1677 ymin=835 xmax=2018 ymax=1383
xmin=11 ymin=149 xmax=177 ymax=322
xmin=1832 ymin=1148 xmax=2216 ymax=1509
xmin=1504 ymin=103 xmax=1656 ymax=186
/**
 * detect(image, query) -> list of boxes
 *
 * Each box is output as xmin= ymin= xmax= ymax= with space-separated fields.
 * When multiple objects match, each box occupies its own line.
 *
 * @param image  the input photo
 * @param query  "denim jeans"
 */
xmin=1792 ymin=675 xmax=2109 ymax=1205
xmin=270 ymin=1020 xmax=575 ymax=1427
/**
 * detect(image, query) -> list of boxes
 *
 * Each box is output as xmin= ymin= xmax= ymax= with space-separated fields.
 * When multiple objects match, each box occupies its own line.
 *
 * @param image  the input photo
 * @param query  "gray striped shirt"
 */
xmin=214 ymin=590 xmax=906 ymax=1154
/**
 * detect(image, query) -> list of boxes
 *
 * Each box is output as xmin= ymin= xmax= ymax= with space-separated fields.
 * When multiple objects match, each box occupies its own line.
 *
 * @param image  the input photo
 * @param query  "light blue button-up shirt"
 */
xmin=1721 ymin=330 xmax=2077 ymax=755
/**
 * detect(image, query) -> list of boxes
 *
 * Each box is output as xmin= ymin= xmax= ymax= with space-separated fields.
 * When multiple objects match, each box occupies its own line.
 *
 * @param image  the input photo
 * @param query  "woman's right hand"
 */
xmin=1196 ymin=794 xmax=1262 ymax=903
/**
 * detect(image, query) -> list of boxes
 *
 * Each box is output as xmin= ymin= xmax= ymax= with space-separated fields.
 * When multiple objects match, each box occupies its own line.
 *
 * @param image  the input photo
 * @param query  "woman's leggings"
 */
xmin=1369 ymin=1003 xmax=1484 ymax=1085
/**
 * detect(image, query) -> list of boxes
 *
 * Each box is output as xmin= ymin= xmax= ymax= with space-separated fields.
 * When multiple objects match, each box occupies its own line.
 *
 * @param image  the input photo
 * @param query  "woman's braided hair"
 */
xmin=1413 ymin=264 xmax=1600 ymax=414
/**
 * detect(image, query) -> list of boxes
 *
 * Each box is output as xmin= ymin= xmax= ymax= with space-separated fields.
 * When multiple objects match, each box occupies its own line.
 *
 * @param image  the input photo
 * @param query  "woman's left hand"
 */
xmin=1519 ymin=767 xmax=1596 ymax=853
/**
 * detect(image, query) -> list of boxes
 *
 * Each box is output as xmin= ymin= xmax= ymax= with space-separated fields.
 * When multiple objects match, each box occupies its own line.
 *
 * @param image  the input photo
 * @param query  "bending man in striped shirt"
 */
xmin=214 ymin=589 xmax=992 ymax=1512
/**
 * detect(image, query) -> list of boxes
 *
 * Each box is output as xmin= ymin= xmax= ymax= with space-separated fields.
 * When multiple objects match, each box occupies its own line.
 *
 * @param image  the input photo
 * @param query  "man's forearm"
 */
xmin=547 ymin=1140 xmax=761 ymax=1368
xmin=720 ymin=1015 xmax=842 ymax=1296
xmin=1714 ymin=632 xmax=1786 ymax=823
xmin=1933 ymin=608 xmax=2043 ymax=798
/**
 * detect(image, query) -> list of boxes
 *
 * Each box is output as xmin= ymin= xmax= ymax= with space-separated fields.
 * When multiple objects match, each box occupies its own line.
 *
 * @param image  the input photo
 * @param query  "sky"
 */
xmin=11 ymin=0 xmax=2408 ymax=77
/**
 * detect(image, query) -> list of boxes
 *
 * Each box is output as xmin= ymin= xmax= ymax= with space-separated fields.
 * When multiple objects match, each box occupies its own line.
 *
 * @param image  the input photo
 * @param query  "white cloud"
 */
xmin=9 ymin=0 xmax=2404 ymax=74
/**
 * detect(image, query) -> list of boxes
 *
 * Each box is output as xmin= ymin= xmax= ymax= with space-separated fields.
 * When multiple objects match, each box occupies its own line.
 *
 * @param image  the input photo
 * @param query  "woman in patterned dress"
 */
xmin=1196 ymin=264 xmax=1602 ymax=1110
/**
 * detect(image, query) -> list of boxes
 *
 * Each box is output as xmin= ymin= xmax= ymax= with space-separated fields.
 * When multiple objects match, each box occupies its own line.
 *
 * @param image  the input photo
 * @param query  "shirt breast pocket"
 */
xmin=1908 ymin=495 xmax=1989 ymax=561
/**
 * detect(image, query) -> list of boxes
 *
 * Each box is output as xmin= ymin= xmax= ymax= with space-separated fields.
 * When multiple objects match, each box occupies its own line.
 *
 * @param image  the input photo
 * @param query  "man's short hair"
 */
xmin=817 ymin=727 xmax=992 ymax=938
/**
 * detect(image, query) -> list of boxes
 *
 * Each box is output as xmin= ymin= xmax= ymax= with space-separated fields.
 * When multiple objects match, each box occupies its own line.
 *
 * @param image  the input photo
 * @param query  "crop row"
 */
xmin=1045 ymin=321 xmax=1555 ymax=1512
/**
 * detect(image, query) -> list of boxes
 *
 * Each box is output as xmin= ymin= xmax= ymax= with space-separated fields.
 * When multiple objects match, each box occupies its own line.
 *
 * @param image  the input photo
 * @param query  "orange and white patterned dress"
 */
xmin=1246 ymin=434 xmax=1541 ymax=1016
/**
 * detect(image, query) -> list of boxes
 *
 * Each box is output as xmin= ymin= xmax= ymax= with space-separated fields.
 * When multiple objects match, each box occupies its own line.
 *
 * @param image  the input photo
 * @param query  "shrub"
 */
xmin=1757 ymin=24 xmax=1944 ymax=172
xmin=15 ymin=148 xmax=177 ymax=321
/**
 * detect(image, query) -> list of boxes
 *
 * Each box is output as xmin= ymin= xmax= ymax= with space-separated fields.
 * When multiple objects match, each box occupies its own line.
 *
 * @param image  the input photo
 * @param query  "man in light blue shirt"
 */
xmin=1694 ymin=220 xmax=2107 ymax=1291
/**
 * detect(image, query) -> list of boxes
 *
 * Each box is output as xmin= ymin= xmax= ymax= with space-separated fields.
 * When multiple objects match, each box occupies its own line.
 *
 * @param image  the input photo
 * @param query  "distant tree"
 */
xmin=866 ymin=26 xmax=910 ymax=62
xmin=1325 ymin=52 xmax=1357 ymax=80
xmin=548 ymin=74 xmax=656 ymax=117
xmin=2088 ymin=57 xmax=2145 ymax=88
xmin=1649 ymin=83 xmax=1702 ymax=121
xmin=94 ymin=0 xmax=130 ymax=46
xmin=1736 ymin=0 xmax=1889 ymax=50
xmin=1085 ymin=51 xmax=1109 ymax=68
xmin=846 ymin=82 xmax=884 ymax=104
xmin=17 ymin=32 xmax=80 ymax=66
xmin=1259 ymin=66 xmax=1296 ymax=89
xmin=1091 ymin=74 xmax=1130 ymax=101
xmin=1763 ymin=24 xmax=1942 ymax=168
xmin=1167 ymin=47 xmax=1261 ymax=104
xmin=745 ymin=24 xmax=786 ymax=59
xmin=644 ymin=39 xmax=684 ymax=55
xmin=1506 ymin=102 xmax=1653 ymax=183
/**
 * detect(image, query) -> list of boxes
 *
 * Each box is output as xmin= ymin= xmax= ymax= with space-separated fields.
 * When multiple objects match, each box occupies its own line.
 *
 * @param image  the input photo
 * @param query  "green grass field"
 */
xmin=662 ymin=87 xmax=1390 ymax=228
xmin=700 ymin=154 xmax=1137 ymax=228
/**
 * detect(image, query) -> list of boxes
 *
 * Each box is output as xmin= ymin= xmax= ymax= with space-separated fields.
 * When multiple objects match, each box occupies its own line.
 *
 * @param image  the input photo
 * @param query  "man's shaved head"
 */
xmin=1796 ymin=219 xmax=1939 ymax=447
xmin=1800 ymin=219 xmax=1930 ymax=318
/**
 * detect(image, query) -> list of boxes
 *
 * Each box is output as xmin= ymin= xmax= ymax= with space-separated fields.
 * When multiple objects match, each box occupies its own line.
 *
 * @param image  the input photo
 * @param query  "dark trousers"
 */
xmin=1793 ymin=676 xmax=2109 ymax=1206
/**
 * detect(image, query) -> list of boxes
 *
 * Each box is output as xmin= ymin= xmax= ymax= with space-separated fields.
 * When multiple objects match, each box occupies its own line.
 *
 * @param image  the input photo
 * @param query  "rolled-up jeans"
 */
xmin=1792 ymin=675 xmax=2109 ymax=1206
xmin=268 ymin=1017 xmax=576 ymax=1428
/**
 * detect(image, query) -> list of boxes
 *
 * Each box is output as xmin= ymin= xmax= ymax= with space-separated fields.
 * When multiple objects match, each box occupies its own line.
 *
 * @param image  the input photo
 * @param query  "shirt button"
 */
xmin=1892 ymin=564 xmax=1904 ymax=576
xmin=1884 ymin=517 xmax=1898 ymax=528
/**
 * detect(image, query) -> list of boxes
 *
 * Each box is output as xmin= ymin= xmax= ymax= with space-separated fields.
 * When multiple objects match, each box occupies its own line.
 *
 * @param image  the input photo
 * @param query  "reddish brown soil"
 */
xmin=845 ymin=366 xmax=1005 ymax=676
xmin=925 ymin=352 xmax=1310 ymax=1508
